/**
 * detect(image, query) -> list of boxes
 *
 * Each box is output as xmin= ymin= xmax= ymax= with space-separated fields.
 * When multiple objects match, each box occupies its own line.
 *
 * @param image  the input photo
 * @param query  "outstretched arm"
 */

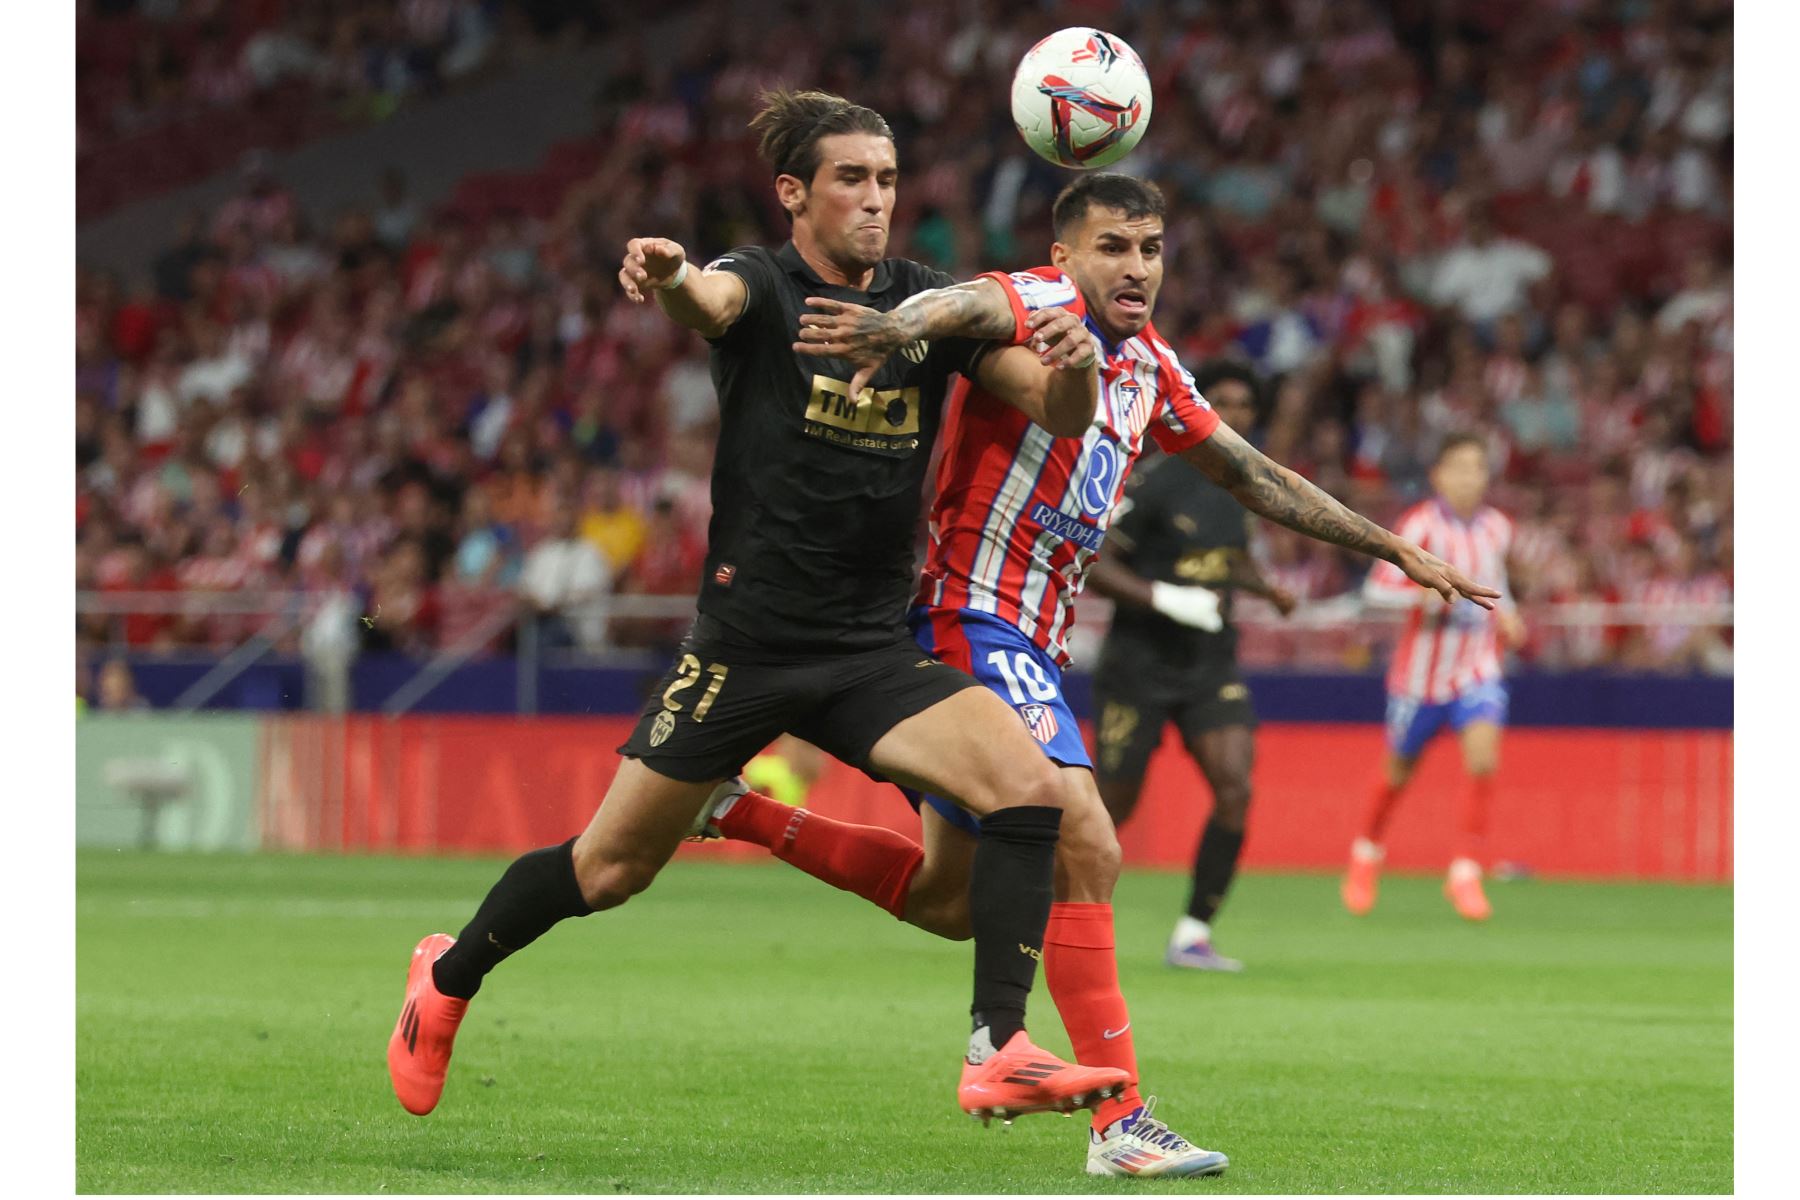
xmin=796 ymin=289 xmax=1099 ymax=436
xmin=618 ymin=237 xmax=748 ymax=339
xmin=795 ymin=278 xmax=1020 ymax=393
xmin=1180 ymin=424 xmax=1500 ymax=607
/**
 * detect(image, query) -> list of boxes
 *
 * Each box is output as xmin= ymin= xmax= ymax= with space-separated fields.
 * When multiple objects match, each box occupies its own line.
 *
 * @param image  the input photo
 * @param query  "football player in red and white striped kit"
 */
xmin=1344 ymin=433 xmax=1527 ymax=920
xmin=693 ymin=173 xmax=1497 ymax=1176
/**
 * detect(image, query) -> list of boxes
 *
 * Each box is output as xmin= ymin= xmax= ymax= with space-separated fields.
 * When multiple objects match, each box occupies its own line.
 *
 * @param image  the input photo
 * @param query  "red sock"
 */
xmin=1360 ymin=778 xmax=1405 ymax=843
xmin=717 ymin=789 xmax=923 ymax=920
xmin=1042 ymin=902 xmax=1143 ymax=1130
xmin=1457 ymin=773 xmax=1494 ymax=860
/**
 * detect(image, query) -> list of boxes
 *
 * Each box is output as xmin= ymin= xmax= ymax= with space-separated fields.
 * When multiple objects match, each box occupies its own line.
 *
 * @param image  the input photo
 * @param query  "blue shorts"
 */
xmin=1385 ymin=679 xmax=1509 ymax=760
xmin=903 ymin=605 xmax=1090 ymax=837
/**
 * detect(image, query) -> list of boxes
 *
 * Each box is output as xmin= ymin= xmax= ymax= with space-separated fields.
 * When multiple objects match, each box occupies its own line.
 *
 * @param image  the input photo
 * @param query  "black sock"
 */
xmin=431 ymin=838 xmax=593 ymax=1000
xmin=1186 ymin=819 xmax=1246 ymax=925
xmin=968 ymin=805 xmax=1062 ymax=1051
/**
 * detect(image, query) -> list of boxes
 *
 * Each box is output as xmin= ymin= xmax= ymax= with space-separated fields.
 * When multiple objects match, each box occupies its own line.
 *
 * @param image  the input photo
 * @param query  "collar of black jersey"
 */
xmin=776 ymin=241 xmax=895 ymax=294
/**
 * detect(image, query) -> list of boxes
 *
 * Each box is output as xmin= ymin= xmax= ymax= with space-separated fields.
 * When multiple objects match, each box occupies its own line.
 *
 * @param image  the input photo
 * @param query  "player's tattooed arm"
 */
xmin=796 ymin=279 xmax=1079 ymax=398
xmin=794 ymin=289 xmax=1097 ymax=432
xmin=797 ymin=278 xmax=1014 ymax=362
xmin=1181 ymin=424 xmax=1501 ymax=608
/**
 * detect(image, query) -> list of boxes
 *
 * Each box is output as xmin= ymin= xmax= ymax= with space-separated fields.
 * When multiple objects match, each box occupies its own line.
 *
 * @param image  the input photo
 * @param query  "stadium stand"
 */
xmin=75 ymin=0 xmax=1732 ymax=686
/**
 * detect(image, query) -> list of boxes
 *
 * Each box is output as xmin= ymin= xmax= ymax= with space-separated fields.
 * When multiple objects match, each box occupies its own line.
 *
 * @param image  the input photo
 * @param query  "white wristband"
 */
xmin=655 ymin=260 xmax=689 ymax=291
xmin=1150 ymin=581 xmax=1224 ymax=632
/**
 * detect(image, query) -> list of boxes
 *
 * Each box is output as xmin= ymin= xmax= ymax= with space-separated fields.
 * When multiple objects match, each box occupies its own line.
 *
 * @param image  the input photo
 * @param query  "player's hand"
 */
xmin=1267 ymin=585 xmax=1299 ymax=617
xmin=793 ymin=297 xmax=905 ymax=397
xmin=1392 ymin=541 xmax=1501 ymax=610
xmin=619 ymin=237 xmax=688 ymax=303
xmin=1025 ymin=306 xmax=1100 ymax=371
xmin=1150 ymin=581 xmax=1224 ymax=632
xmin=1498 ymin=608 xmax=1528 ymax=647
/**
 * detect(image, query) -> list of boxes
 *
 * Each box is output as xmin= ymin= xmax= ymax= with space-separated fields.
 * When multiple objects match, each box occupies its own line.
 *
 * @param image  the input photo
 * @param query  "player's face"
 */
xmin=1051 ymin=207 xmax=1164 ymax=344
xmin=1432 ymin=443 xmax=1491 ymax=513
xmin=1207 ymin=380 xmax=1256 ymax=432
xmin=787 ymin=133 xmax=898 ymax=275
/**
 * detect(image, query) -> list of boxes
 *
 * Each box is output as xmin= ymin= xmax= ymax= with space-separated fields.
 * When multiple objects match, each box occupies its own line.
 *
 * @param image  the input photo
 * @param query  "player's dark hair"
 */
xmin=1051 ymin=173 xmax=1166 ymax=240
xmin=749 ymin=89 xmax=894 ymax=185
xmin=1434 ymin=432 xmax=1488 ymax=465
xmin=1191 ymin=359 xmax=1263 ymax=416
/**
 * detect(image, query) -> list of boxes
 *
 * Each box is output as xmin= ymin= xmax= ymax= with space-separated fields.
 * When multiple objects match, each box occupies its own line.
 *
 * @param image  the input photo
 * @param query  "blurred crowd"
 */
xmin=76 ymin=0 xmax=1732 ymax=678
xmin=77 ymin=0 xmax=618 ymax=218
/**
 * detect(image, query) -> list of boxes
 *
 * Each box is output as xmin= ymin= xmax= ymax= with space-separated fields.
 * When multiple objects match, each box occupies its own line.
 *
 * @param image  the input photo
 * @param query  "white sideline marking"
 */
xmin=79 ymin=898 xmax=462 ymax=920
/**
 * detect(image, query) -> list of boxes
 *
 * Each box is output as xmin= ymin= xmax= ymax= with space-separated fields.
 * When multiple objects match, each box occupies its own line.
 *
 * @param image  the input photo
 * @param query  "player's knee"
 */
xmin=1212 ymin=783 xmax=1252 ymax=832
xmin=573 ymin=854 xmax=657 ymax=911
xmin=966 ymin=757 xmax=1063 ymax=816
xmin=1057 ymin=813 xmax=1122 ymax=891
xmin=1012 ymin=759 xmax=1066 ymax=813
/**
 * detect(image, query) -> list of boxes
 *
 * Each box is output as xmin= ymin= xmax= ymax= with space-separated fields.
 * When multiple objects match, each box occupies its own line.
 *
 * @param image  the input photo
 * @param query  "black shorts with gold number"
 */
xmin=1090 ymin=641 xmax=1257 ymax=785
xmin=617 ymin=614 xmax=982 ymax=783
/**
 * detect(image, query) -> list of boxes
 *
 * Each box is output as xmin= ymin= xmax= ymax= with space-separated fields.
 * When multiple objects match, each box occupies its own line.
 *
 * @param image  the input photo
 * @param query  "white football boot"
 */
xmin=1086 ymin=1097 xmax=1230 ymax=1177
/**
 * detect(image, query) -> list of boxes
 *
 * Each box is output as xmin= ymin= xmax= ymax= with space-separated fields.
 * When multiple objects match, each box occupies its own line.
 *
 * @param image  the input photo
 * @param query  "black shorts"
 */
xmin=617 ymin=615 xmax=982 ymax=783
xmin=1090 ymin=644 xmax=1257 ymax=785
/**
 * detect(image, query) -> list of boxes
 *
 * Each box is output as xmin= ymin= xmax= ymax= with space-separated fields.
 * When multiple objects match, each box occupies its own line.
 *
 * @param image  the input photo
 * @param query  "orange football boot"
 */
xmin=387 ymin=933 xmax=468 ymax=1115
xmin=1445 ymin=860 xmax=1492 ymax=921
xmin=1341 ymin=840 xmax=1382 ymax=916
xmin=958 ymin=1031 xmax=1131 ymax=1125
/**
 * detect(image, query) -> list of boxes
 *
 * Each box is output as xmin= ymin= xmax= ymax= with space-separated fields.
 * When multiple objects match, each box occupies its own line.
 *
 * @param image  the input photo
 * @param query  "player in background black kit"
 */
xmin=385 ymin=89 xmax=1133 ymax=1126
xmin=1088 ymin=363 xmax=1295 ymax=973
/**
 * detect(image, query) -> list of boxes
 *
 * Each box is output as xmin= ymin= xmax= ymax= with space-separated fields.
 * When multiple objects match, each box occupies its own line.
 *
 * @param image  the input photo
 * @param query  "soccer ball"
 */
xmin=1010 ymin=27 xmax=1153 ymax=170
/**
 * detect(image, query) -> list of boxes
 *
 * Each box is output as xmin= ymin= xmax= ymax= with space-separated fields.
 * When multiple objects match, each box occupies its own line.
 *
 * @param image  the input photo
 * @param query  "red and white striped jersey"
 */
xmin=915 ymin=266 xmax=1220 ymax=665
xmin=1365 ymin=498 xmax=1515 ymax=702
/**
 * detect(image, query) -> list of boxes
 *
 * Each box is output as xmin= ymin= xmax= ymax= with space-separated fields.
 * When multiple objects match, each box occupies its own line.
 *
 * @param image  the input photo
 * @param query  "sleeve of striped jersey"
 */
xmin=1363 ymin=506 xmax=1431 ymax=606
xmin=1146 ymin=354 xmax=1222 ymax=452
xmin=978 ymin=268 xmax=1081 ymax=345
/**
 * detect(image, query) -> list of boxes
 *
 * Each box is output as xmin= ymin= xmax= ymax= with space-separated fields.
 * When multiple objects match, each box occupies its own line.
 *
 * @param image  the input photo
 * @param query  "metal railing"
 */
xmin=77 ymin=589 xmax=1734 ymax=713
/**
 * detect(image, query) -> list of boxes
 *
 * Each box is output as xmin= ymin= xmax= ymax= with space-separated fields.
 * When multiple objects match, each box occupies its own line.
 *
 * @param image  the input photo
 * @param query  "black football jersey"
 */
xmin=1102 ymin=451 xmax=1252 ymax=666
xmin=695 ymin=242 xmax=988 ymax=653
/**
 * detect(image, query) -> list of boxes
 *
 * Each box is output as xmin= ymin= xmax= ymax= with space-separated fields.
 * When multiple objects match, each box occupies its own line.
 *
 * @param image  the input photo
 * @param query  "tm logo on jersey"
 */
xmin=805 ymin=376 xmax=922 ymax=457
xmin=1029 ymin=503 xmax=1106 ymax=552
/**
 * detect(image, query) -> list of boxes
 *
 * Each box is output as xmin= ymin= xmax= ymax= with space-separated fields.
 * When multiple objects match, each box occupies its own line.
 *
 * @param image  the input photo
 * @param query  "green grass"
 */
xmin=75 ymin=851 xmax=1731 ymax=1193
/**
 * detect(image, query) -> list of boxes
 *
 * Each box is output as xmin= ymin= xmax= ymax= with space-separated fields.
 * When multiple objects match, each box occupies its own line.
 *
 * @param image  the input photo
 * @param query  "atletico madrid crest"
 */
xmin=1019 ymin=703 xmax=1059 ymax=744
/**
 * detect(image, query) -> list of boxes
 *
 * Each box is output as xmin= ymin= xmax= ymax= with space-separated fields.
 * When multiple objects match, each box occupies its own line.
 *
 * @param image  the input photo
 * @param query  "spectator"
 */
xmin=519 ymin=498 xmax=612 ymax=652
xmin=93 ymin=658 xmax=150 ymax=713
xmin=579 ymin=466 xmax=647 ymax=575
xmin=452 ymin=483 xmax=521 ymax=587
xmin=1431 ymin=210 xmax=1553 ymax=327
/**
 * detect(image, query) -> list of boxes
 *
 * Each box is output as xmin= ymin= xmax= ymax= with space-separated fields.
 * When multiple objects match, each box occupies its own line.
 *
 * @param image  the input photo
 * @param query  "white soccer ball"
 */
xmin=1010 ymin=27 xmax=1153 ymax=170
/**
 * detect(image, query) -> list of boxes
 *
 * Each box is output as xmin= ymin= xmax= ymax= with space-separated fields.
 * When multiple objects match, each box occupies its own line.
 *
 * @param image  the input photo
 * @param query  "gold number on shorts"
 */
xmin=693 ymin=663 xmax=730 ymax=723
xmin=662 ymin=654 xmax=703 ymax=712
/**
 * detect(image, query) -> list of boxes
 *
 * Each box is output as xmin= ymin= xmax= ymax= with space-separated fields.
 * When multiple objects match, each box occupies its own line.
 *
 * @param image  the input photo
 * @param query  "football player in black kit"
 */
xmin=1089 ymin=363 xmax=1294 ymax=973
xmin=386 ymin=90 xmax=1133 ymax=1125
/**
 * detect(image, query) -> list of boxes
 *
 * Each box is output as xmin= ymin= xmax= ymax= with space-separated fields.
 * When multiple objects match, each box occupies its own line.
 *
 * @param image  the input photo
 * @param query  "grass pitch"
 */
xmin=76 ymin=850 xmax=1730 ymax=1193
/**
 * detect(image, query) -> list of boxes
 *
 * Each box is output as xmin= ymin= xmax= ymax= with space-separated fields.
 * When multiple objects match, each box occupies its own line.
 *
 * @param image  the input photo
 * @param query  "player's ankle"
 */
xmin=1172 ymin=915 xmax=1211 ymax=945
xmin=1351 ymin=837 xmax=1385 ymax=863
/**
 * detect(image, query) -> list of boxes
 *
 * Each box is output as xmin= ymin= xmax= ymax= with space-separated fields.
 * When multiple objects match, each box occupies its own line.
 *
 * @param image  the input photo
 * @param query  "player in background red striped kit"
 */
xmin=1345 ymin=433 xmax=1527 ymax=920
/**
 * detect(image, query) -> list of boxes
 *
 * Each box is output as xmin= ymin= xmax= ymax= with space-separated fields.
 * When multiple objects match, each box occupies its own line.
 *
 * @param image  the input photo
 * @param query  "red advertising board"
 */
xmin=260 ymin=716 xmax=1731 ymax=881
